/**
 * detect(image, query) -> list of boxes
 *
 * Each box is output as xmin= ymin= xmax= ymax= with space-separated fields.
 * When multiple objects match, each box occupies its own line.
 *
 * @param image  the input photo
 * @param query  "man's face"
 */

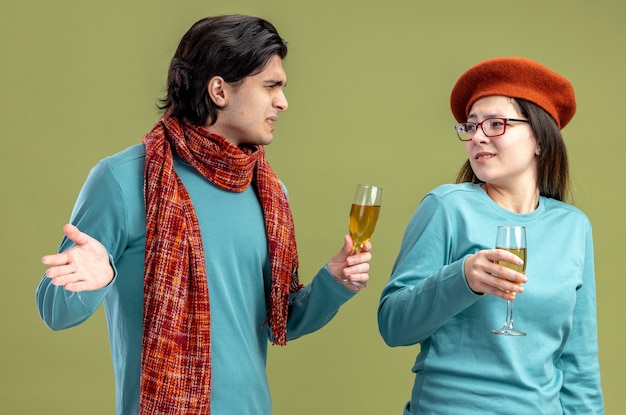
xmin=206 ymin=55 xmax=288 ymax=146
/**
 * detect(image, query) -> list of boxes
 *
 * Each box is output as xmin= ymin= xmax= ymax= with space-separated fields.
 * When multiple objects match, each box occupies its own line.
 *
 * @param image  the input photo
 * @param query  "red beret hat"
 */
xmin=450 ymin=57 xmax=576 ymax=129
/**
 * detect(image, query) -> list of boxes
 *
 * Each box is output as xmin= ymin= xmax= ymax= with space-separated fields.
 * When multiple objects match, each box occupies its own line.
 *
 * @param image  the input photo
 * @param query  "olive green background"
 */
xmin=2 ymin=0 xmax=623 ymax=413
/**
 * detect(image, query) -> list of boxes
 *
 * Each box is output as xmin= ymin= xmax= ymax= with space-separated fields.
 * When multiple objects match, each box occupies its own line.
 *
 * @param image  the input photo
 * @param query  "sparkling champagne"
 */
xmin=349 ymin=204 xmax=381 ymax=248
xmin=496 ymin=247 xmax=526 ymax=293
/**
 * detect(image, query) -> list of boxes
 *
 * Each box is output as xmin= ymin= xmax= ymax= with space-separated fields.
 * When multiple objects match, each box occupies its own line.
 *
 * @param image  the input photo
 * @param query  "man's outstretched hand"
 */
xmin=42 ymin=224 xmax=114 ymax=292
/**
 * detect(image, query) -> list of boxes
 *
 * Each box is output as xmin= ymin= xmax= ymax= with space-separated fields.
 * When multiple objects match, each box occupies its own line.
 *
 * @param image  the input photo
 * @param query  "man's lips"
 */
xmin=267 ymin=116 xmax=278 ymax=131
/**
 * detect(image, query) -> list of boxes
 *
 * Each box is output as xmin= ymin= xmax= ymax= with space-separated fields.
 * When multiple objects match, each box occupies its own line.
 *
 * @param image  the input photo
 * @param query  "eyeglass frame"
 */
xmin=455 ymin=117 xmax=529 ymax=141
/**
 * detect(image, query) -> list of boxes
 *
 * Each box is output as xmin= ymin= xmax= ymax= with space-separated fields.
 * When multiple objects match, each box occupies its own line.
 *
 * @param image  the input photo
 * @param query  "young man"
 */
xmin=37 ymin=15 xmax=371 ymax=415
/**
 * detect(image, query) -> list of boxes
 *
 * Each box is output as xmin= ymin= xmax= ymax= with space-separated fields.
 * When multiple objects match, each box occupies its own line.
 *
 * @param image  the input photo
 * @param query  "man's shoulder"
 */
xmin=100 ymin=144 xmax=146 ymax=168
xmin=87 ymin=144 xmax=145 ymax=185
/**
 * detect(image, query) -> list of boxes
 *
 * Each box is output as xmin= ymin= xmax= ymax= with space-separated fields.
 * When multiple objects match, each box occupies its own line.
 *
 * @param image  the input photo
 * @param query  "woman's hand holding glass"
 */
xmin=464 ymin=249 xmax=527 ymax=300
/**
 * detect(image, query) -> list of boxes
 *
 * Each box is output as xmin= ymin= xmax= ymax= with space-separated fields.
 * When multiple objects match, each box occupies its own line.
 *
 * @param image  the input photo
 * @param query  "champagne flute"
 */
xmin=342 ymin=184 xmax=382 ymax=287
xmin=491 ymin=225 xmax=527 ymax=336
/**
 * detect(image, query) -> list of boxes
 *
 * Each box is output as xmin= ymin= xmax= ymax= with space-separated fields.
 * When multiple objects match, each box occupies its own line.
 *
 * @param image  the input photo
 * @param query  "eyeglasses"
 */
xmin=455 ymin=117 xmax=529 ymax=141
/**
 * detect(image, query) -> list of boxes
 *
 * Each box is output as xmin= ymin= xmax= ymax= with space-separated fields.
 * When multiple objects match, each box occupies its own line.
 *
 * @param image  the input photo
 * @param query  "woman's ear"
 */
xmin=207 ymin=76 xmax=227 ymax=106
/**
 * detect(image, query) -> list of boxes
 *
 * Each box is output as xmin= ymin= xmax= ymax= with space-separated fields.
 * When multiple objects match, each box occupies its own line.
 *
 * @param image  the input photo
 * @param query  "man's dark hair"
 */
xmin=159 ymin=15 xmax=288 ymax=126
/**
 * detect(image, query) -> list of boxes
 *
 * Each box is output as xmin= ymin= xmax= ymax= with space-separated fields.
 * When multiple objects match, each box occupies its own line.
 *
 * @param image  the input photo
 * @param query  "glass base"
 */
xmin=339 ymin=278 xmax=366 ymax=288
xmin=491 ymin=328 xmax=526 ymax=336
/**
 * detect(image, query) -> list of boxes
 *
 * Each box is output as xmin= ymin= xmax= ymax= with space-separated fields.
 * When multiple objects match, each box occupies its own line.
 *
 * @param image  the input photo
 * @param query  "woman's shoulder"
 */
xmin=428 ymin=182 xmax=481 ymax=199
xmin=542 ymin=196 xmax=591 ymax=225
xmin=415 ymin=183 xmax=486 ymax=214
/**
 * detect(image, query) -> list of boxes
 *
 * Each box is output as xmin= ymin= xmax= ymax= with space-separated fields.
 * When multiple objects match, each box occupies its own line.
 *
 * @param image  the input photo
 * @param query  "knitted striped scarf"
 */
xmin=139 ymin=114 xmax=300 ymax=414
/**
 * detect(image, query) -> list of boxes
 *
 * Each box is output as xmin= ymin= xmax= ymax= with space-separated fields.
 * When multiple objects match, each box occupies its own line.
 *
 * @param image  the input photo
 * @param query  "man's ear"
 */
xmin=207 ymin=76 xmax=227 ymax=106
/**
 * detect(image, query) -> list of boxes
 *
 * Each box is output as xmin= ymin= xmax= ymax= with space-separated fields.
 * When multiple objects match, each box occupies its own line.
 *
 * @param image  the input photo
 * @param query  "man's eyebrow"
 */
xmin=265 ymin=79 xmax=287 ymax=87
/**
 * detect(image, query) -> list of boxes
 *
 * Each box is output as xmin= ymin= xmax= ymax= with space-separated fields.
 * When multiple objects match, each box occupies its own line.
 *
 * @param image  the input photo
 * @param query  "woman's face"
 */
xmin=465 ymin=96 xmax=540 ymax=190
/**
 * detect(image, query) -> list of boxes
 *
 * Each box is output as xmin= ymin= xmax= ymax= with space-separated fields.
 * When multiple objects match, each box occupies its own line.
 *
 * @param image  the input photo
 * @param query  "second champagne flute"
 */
xmin=491 ymin=225 xmax=527 ymax=336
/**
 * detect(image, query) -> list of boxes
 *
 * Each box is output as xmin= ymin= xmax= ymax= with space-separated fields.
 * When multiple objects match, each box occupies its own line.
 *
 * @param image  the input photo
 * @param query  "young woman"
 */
xmin=378 ymin=57 xmax=604 ymax=414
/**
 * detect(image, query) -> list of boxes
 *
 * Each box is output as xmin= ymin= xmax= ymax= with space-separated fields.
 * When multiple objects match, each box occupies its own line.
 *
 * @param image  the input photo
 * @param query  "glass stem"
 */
xmin=505 ymin=300 xmax=515 ymax=329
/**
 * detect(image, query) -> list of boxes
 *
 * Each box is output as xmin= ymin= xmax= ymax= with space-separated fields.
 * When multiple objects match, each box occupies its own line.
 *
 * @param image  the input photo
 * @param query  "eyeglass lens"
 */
xmin=456 ymin=118 xmax=507 ymax=140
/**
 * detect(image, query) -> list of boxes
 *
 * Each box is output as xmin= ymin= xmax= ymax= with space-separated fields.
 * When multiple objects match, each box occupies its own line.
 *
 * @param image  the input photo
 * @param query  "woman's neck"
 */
xmin=482 ymin=182 xmax=539 ymax=214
